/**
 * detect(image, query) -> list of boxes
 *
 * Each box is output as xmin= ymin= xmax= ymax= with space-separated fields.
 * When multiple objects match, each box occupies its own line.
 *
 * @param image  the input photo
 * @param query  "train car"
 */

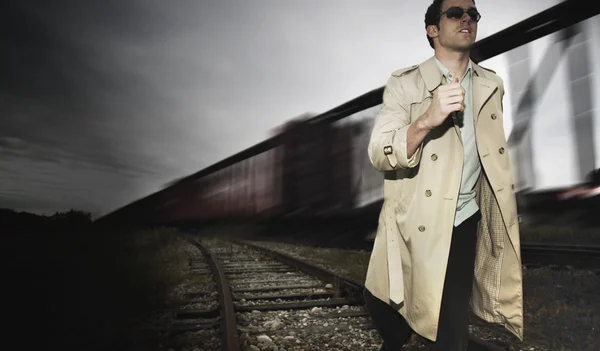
xmin=277 ymin=118 xmax=356 ymax=217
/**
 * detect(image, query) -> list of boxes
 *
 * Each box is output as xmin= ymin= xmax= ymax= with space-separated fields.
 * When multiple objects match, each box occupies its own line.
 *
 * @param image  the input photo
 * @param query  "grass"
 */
xmin=519 ymin=267 xmax=600 ymax=351
xmin=3 ymin=214 xmax=193 ymax=351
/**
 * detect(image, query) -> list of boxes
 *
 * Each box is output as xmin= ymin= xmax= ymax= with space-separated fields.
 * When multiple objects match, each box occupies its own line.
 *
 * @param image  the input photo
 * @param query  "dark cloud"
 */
xmin=1 ymin=0 xmax=196 ymax=215
xmin=0 ymin=136 xmax=158 ymax=176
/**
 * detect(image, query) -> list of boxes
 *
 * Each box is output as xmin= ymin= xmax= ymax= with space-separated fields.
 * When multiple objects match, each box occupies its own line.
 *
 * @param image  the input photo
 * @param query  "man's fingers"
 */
xmin=440 ymin=94 xmax=465 ymax=105
xmin=442 ymin=102 xmax=464 ymax=114
xmin=441 ymin=82 xmax=461 ymax=91
xmin=449 ymin=102 xmax=464 ymax=112
xmin=444 ymin=88 xmax=465 ymax=98
xmin=440 ymin=84 xmax=464 ymax=97
xmin=449 ymin=95 xmax=464 ymax=104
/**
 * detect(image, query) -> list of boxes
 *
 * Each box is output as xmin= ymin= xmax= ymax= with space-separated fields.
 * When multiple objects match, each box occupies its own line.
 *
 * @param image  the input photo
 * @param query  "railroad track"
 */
xmin=165 ymin=236 xmax=508 ymax=351
xmin=521 ymin=243 xmax=600 ymax=269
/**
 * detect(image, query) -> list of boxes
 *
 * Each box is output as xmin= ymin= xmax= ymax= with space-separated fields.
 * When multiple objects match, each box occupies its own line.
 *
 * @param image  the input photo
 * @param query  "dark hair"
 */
xmin=424 ymin=0 xmax=476 ymax=49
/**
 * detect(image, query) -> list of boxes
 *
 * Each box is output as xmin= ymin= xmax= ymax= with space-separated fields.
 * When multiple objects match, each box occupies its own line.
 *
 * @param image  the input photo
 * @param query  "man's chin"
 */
xmin=453 ymin=43 xmax=474 ymax=52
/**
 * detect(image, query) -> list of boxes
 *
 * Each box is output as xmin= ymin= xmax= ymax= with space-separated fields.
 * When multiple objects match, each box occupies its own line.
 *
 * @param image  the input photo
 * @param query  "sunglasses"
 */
xmin=440 ymin=7 xmax=482 ymax=22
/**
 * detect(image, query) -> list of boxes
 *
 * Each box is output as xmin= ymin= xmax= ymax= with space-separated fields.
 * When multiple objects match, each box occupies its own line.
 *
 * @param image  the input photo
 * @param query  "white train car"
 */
xmin=486 ymin=15 xmax=600 ymax=194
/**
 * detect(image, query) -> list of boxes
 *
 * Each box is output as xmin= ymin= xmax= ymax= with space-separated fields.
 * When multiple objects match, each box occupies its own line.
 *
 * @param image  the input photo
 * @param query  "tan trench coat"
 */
xmin=365 ymin=56 xmax=523 ymax=342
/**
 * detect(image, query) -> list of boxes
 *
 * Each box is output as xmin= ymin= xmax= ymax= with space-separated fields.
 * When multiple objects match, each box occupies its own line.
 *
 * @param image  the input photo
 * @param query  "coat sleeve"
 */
xmin=367 ymin=75 xmax=423 ymax=172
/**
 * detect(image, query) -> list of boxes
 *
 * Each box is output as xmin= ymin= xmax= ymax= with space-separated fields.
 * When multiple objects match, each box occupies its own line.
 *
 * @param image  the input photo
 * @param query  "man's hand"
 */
xmin=420 ymin=75 xmax=464 ymax=130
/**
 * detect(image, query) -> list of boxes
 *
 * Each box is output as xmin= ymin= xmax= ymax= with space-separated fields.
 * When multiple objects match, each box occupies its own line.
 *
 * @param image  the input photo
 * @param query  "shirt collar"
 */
xmin=434 ymin=57 xmax=473 ymax=82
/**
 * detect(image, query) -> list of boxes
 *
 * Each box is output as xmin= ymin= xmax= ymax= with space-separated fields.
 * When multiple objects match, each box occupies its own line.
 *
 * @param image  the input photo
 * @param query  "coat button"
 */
xmin=431 ymin=154 xmax=438 ymax=161
xmin=418 ymin=225 xmax=426 ymax=232
xmin=499 ymin=147 xmax=505 ymax=154
xmin=425 ymin=190 xmax=432 ymax=197
xmin=491 ymin=113 xmax=497 ymax=120
xmin=512 ymin=184 xmax=515 ymax=190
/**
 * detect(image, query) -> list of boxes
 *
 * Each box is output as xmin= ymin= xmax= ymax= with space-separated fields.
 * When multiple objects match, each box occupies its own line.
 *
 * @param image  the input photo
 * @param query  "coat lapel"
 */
xmin=419 ymin=56 xmax=444 ymax=93
xmin=472 ymin=64 xmax=499 ymax=124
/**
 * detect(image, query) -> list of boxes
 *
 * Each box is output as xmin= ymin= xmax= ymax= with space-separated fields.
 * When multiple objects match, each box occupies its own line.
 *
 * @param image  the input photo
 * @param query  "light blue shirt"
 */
xmin=435 ymin=58 xmax=481 ymax=227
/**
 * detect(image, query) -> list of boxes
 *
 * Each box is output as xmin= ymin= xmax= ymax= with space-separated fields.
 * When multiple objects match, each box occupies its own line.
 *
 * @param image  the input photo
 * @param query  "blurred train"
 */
xmin=150 ymin=113 xmax=382 ymax=224
xmin=94 ymin=1 xmax=600 ymax=229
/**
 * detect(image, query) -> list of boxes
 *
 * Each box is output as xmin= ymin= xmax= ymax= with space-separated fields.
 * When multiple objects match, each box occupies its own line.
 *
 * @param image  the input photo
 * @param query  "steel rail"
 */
xmin=521 ymin=243 xmax=600 ymax=252
xmin=521 ymin=243 xmax=600 ymax=268
xmin=185 ymin=237 xmax=241 ymax=351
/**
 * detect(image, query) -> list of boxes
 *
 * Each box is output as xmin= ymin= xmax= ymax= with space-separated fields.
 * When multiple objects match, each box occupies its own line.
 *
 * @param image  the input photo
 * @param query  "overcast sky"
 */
xmin=2 ymin=0 xmax=586 ymax=218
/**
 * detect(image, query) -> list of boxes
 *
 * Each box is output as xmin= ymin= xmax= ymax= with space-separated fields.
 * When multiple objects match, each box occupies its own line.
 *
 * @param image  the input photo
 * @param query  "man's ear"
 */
xmin=426 ymin=24 xmax=438 ymax=39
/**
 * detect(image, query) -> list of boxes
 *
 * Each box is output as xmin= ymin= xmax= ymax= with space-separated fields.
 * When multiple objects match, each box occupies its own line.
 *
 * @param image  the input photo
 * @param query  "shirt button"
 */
xmin=431 ymin=154 xmax=438 ymax=161
xmin=491 ymin=114 xmax=497 ymax=120
xmin=499 ymin=147 xmax=505 ymax=154
xmin=418 ymin=225 xmax=426 ymax=232
xmin=425 ymin=190 xmax=432 ymax=197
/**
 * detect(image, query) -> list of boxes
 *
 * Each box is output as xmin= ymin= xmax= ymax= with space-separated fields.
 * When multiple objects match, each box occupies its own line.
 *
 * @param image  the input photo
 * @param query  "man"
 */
xmin=363 ymin=0 xmax=524 ymax=350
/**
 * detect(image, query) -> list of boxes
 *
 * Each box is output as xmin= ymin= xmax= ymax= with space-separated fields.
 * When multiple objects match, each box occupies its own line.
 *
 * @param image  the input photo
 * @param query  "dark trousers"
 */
xmin=365 ymin=211 xmax=481 ymax=351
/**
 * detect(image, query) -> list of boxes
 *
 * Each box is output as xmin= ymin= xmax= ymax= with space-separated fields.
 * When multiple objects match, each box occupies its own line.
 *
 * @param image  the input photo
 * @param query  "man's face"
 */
xmin=431 ymin=0 xmax=479 ymax=52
